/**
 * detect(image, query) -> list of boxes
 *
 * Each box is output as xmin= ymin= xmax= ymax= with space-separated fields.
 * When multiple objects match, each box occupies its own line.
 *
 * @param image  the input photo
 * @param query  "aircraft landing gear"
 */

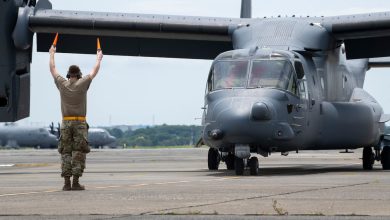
xmin=234 ymin=156 xmax=259 ymax=175
xmin=248 ymin=157 xmax=259 ymax=175
xmin=208 ymin=148 xmax=220 ymax=170
xmin=225 ymin=153 xmax=235 ymax=170
xmin=363 ymin=146 xmax=375 ymax=170
xmin=234 ymin=157 xmax=245 ymax=175
xmin=381 ymin=147 xmax=390 ymax=170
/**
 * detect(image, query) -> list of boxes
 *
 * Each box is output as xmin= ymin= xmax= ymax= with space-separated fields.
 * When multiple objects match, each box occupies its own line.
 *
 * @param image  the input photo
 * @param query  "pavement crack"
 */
xmin=139 ymin=181 xmax=372 ymax=215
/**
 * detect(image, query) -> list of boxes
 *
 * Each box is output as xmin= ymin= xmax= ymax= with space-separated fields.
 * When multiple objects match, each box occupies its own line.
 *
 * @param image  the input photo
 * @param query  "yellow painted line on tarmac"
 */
xmin=202 ymin=177 xmax=240 ymax=182
xmin=0 ymin=189 xmax=61 ymax=197
xmin=0 ymin=176 xmax=241 ymax=198
xmin=94 ymin=185 xmax=121 ymax=189
xmin=134 ymin=183 xmax=150 ymax=187
xmin=154 ymin=181 xmax=185 ymax=185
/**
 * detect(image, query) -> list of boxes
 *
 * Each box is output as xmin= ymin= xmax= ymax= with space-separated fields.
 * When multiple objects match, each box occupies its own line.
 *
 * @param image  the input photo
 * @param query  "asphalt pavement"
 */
xmin=0 ymin=148 xmax=389 ymax=219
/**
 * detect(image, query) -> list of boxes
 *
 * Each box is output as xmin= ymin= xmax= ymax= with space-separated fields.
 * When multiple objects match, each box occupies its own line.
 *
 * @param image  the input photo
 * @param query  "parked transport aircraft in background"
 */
xmin=0 ymin=124 xmax=58 ymax=148
xmin=1 ymin=0 xmax=390 ymax=174
xmin=87 ymin=128 xmax=117 ymax=148
xmin=0 ymin=124 xmax=116 ymax=149
xmin=48 ymin=123 xmax=117 ymax=149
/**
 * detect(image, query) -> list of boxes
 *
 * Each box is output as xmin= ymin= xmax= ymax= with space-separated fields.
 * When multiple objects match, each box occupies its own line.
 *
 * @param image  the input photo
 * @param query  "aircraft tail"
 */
xmin=240 ymin=0 xmax=252 ymax=18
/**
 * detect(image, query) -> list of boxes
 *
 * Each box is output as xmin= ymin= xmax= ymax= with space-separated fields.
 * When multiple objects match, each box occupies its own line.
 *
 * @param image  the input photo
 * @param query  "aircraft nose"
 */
xmin=251 ymin=102 xmax=272 ymax=121
xmin=204 ymin=98 xmax=284 ymax=145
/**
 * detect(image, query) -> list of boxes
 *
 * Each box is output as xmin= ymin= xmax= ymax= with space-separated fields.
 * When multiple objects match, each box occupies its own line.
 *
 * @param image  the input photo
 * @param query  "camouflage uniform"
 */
xmin=58 ymin=120 xmax=90 ymax=177
xmin=54 ymin=73 xmax=92 ymax=179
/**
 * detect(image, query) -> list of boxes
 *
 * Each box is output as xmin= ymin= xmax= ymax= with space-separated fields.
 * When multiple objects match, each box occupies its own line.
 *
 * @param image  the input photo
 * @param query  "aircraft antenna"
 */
xmin=240 ymin=0 xmax=252 ymax=18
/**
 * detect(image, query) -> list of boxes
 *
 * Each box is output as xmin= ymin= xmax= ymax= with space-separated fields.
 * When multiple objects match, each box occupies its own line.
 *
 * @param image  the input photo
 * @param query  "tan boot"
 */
xmin=62 ymin=176 xmax=71 ymax=191
xmin=71 ymin=176 xmax=85 ymax=190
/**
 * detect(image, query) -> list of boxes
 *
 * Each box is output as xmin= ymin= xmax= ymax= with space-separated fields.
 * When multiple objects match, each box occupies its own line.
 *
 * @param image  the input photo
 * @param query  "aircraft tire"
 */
xmin=234 ymin=157 xmax=244 ymax=175
xmin=249 ymin=157 xmax=259 ymax=175
xmin=225 ymin=153 xmax=235 ymax=170
xmin=208 ymin=148 xmax=220 ymax=170
xmin=363 ymin=147 xmax=374 ymax=170
xmin=381 ymin=147 xmax=390 ymax=170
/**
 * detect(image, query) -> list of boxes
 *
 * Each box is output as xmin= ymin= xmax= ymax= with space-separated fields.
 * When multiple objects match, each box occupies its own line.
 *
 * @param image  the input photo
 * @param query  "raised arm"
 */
xmin=89 ymin=50 xmax=103 ymax=80
xmin=49 ymin=45 xmax=60 ymax=78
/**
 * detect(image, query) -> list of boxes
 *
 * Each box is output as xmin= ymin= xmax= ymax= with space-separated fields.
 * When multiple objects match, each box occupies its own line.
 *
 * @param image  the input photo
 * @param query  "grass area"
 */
xmin=124 ymin=145 xmax=194 ymax=149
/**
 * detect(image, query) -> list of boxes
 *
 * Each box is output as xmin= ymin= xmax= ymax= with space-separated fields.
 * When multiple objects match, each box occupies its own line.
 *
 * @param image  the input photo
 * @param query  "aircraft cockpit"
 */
xmin=207 ymin=49 xmax=305 ymax=97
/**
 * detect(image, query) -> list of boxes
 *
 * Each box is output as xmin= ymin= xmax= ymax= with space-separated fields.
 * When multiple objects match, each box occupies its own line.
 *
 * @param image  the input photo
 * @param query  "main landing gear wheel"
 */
xmin=225 ymin=153 xmax=235 ymax=170
xmin=381 ymin=147 xmax=390 ymax=170
xmin=248 ymin=157 xmax=259 ymax=175
xmin=234 ymin=157 xmax=245 ymax=175
xmin=363 ymin=147 xmax=375 ymax=170
xmin=208 ymin=148 xmax=220 ymax=170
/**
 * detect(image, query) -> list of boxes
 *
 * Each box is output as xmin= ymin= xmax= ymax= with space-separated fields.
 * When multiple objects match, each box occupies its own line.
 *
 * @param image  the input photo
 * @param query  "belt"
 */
xmin=63 ymin=116 xmax=86 ymax=121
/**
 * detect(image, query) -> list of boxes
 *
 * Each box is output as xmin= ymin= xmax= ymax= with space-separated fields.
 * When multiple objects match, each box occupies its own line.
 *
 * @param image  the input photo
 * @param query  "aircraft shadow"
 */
xmin=204 ymin=164 xmax=388 ymax=177
xmin=1 ymin=164 xmax=387 ymax=177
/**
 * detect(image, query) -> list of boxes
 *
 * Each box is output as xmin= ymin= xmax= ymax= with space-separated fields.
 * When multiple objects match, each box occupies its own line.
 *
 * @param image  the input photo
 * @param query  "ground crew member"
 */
xmin=49 ymin=45 xmax=103 ymax=190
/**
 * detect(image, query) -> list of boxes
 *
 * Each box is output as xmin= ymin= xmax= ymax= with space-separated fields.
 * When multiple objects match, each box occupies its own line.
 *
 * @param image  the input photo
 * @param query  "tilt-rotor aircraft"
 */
xmin=2 ymin=0 xmax=390 ymax=175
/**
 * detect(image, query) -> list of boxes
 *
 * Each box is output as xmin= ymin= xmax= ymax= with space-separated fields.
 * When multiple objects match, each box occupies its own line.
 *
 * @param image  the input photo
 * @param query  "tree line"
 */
xmin=107 ymin=125 xmax=202 ymax=147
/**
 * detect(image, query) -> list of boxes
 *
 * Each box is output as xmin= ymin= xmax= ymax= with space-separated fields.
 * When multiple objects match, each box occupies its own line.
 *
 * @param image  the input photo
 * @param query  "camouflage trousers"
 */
xmin=58 ymin=120 xmax=90 ymax=177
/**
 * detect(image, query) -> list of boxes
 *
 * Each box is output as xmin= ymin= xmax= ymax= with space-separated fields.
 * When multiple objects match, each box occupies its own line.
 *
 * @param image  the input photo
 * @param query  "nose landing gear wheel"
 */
xmin=381 ymin=147 xmax=390 ymax=170
xmin=363 ymin=146 xmax=375 ymax=170
xmin=248 ymin=157 xmax=259 ymax=175
xmin=208 ymin=148 xmax=220 ymax=170
xmin=235 ymin=157 xmax=245 ymax=175
xmin=225 ymin=153 xmax=235 ymax=170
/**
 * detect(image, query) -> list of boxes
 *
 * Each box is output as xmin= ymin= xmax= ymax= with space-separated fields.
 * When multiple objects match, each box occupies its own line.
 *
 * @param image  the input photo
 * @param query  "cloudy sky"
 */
xmin=18 ymin=0 xmax=390 ymax=127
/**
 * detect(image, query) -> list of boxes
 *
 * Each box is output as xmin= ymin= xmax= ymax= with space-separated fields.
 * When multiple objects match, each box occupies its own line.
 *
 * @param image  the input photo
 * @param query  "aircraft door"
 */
xmin=288 ymin=59 xmax=310 ymax=140
xmin=295 ymin=55 xmax=321 ymax=145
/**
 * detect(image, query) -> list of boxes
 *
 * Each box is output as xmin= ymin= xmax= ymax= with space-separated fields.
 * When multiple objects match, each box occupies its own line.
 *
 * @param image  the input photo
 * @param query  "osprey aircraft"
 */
xmin=1 ymin=0 xmax=390 ymax=175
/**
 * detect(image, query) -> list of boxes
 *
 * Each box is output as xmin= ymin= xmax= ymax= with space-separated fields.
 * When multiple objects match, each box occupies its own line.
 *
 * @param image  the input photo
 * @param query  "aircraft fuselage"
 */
xmin=202 ymin=19 xmax=385 ymax=157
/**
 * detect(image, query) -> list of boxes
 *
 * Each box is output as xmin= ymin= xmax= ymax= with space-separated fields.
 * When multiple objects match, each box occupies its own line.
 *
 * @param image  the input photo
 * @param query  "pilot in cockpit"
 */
xmin=214 ymin=61 xmax=248 ymax=90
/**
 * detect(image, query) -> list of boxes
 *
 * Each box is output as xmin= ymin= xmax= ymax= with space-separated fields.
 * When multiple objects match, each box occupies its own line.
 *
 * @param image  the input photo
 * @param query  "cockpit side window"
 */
xmin=207 ymin=69 xmax=213 ymax=92
xmin=212 ymin=60 xmax=248 ymax=90
xmin=295 ymin=61 xmax=305 ymax=79
xmin=294 ymin=60 xmax=308 ymax=99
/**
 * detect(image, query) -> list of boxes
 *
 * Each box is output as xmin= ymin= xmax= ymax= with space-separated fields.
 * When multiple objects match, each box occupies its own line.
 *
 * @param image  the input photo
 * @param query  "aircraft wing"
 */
xmin=30 ymin=9 xmax=247 ymax=59
xmin=322 ymin=12 xmax=390 ymax=59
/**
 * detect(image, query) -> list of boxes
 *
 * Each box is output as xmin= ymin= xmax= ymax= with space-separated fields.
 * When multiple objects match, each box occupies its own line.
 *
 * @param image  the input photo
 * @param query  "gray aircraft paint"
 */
xmin=0 ymin=125 xmax=116 ymax=149
xmin=2 ymin=0 xmax=390 ymax=173
xmin=0 ymin=125 xmax=58 ymax=148
xmin=87 ymin=128 xmax=117 ymax=148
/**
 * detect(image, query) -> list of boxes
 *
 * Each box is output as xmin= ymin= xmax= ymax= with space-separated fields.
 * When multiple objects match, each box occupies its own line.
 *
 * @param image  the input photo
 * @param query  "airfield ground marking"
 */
xmin=140 ymin=181 xmax=374 ymax=215
xmin=94 ymin=176 xmax=239 ymax=190
xmin=0 ymin=189 xmax=61 ymax=197
xmin=0 ymin=176 xmax=240 ymax=197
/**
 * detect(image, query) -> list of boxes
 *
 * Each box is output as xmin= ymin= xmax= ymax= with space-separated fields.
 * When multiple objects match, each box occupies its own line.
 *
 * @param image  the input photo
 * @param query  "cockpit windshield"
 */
xmin=248 ymin=60 xmax=294 ymax=90
xmin=210 ymin=59 xmax=296 ymax=93
xmin=212 ymin=60 xmax=249 ymax=90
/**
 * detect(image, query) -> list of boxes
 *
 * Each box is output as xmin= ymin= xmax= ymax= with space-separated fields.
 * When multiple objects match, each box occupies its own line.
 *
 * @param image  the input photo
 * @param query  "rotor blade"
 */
xmin=240 ymin=0 xmax=252 ymax=19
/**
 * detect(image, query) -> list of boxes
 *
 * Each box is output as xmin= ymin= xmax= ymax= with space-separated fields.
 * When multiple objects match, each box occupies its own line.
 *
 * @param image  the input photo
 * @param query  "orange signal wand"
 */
xmin=97 ymin=38 xmax=101 ymax=51
xmin=52 ymin=33 xmax=59 ymax=47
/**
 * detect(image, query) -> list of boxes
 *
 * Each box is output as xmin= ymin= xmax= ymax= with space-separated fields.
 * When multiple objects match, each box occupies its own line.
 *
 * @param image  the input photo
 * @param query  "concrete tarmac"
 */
xmin=0 ymin=148 xmax=389 ymax=219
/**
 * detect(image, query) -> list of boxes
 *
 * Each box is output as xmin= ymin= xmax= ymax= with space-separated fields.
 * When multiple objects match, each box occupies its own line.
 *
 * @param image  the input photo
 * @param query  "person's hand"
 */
xmin=97 ymin=50 xmax=103 ymax=61
xmin=49 ymin=45 xmax=56 ymax=55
